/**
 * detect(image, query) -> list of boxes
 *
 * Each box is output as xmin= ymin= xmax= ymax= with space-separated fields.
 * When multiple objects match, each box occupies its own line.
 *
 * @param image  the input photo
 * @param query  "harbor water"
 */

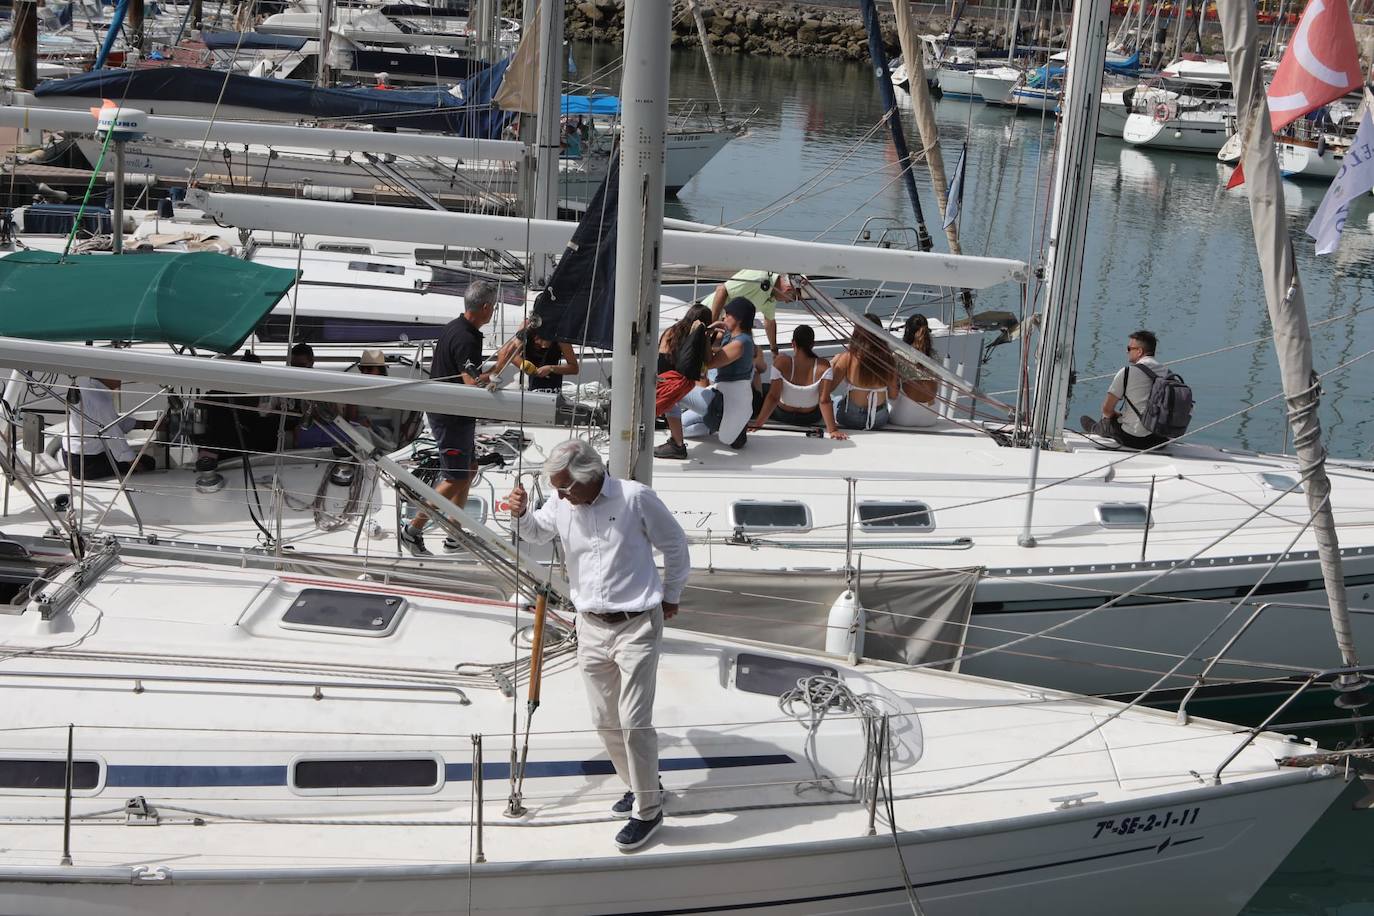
xmin=570 ymin=38 xmax=1374 ymax=914
xmin=570 ymin=39 xmax=1374 ymax=461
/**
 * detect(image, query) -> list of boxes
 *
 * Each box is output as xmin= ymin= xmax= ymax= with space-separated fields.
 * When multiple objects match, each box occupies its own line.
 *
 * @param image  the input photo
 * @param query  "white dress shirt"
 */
xmin=63 ymin=378 xmax=137 ymax=463
xmin=516 ymin=475 xmax=690 ymax=613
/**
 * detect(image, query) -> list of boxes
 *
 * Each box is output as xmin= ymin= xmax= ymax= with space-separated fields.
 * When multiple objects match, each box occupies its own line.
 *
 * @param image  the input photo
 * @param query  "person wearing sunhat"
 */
xmin=701 ymin=269 xmax=799 ymax=358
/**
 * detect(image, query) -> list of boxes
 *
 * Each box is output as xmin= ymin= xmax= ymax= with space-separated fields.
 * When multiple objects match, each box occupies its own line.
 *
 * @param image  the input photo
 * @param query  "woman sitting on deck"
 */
xmin=747 ymin=324 xmax=847 ymax=439
xmin=678 ymin=298 xmax=758 ymax=451
xmin=825 ymin=314 xmax=899 ymax=432
xmin=888 ymin=314 xmax=941 ymax=428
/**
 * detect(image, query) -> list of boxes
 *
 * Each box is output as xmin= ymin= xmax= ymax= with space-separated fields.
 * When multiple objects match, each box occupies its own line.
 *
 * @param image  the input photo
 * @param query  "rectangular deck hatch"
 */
xmin=734 ymin=653 xmax=837 ymax=698
xmin=281 ymin=588 xmax=406 ymax=637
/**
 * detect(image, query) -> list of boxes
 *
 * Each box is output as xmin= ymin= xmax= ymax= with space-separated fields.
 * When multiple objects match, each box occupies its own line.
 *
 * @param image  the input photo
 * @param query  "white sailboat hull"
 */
xmin=0 ymin=773 xmax=1340 ymax=916
xmin=971 ymin=67 xmax=1020 ymax=105
xmin=935 ymin=67 xmax=981 ymax=99
xmin=1122 ymin=112 xmax=1230 ymax=152
xmin=1278 ymin=141 xmax=1345 ymax=181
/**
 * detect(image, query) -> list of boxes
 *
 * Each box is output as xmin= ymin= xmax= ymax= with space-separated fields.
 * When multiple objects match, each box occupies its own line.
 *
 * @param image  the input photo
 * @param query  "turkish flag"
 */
xmin=1227 ymin=0 xmax=1361 ymax=188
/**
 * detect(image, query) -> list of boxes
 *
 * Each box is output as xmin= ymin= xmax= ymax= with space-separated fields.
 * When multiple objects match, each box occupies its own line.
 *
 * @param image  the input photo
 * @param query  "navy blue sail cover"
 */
xmin=35 ymin=61 xmax=513 ymax=137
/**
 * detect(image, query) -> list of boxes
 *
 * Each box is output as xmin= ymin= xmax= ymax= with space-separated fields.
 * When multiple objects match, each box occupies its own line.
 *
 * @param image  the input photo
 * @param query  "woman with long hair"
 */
xmin=672 ymin=298 xmax=758 ymax=453
xmin=823 ymin=314 xmax=899 ymax=431
xmin=889 ymin=313 xmax=941 ymax=428
xmin=748 ymin=324 xmax=846 ymax=439
xmin=653 ymin=304 xmax=712 ymax=459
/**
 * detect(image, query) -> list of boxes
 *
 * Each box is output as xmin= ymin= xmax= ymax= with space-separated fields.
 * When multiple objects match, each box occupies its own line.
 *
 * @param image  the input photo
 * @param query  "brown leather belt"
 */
xmin=583 ymin=610 xmax=647 ymax=624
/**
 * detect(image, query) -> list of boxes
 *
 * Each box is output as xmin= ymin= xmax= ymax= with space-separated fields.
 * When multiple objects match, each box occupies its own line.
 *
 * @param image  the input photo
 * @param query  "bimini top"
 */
xmin=560 ymin=94 xmax=621 ymax=117
xmin=0 ymin=250 xmax=296 ymax=354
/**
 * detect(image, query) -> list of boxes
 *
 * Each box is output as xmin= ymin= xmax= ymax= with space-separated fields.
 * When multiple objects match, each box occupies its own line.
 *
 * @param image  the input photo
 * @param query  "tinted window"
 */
xmin=347 ymin=261 xmax=405 ymax=275
xmin=294 ymin=759 xmax=438 ymax=789
xmin=0 ymin=759 xmax=99 ymax=790
xmin=1261 ymin=473 xmax=1303 ymax=493
xmin=256 ymin=315 xmax=441 ymax=343
xmin=732 ymin=502 xmax=809 ymax=530
xmin=858 ymin=501 xmax=933 ymax=530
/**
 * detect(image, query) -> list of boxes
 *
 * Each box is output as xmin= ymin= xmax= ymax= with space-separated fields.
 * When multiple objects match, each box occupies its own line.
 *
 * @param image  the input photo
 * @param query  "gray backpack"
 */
xmin=1124 ymin=363 xmax=1193 ymax=439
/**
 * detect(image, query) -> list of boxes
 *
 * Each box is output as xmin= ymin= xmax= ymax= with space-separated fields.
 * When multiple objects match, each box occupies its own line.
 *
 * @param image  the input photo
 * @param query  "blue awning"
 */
xmin=560 ymin=94 xmax=620 ymax=116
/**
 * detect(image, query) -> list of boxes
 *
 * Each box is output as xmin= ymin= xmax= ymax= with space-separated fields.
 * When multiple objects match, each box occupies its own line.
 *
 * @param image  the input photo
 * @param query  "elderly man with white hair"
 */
xmin=507 ymin=439 xmax=689 ymax=852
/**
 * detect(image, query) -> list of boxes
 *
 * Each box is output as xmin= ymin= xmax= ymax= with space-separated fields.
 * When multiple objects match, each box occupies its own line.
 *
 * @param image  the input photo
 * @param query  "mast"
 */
xmin=859 ymin=0 xmax=934 ymax=252
xmin=1026 ymin=0 xmax=1107 ymax=448
xmin=1214 ymin=0 xmax=1362 ymax=680
xmin=1006 ymin=0 xmax=1022 ymax=62
xmin=607 ymin=0 xmax=669 ymax=483
xmin=315 ymin=0 xmax=335 ymax=88
xmin=687 ymin=0 xmax=728 ymax=123
xmin=531 ymin=0 xmax=564 ymax=284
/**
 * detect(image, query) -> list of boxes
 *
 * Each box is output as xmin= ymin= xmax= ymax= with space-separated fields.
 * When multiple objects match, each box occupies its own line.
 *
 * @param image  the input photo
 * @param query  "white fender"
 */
xmin=825 ymin=589 xmax=865 ymax=662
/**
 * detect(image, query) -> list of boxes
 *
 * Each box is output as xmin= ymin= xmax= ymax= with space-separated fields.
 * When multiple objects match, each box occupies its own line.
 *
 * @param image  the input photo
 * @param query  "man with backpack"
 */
xmin=1080 ymin=330 xmax=1193 ymax=449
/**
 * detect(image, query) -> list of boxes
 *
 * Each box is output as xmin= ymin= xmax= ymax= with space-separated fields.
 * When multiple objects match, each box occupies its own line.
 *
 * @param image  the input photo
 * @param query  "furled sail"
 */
xmin=530 ymin=159 xmax=620 ymax=350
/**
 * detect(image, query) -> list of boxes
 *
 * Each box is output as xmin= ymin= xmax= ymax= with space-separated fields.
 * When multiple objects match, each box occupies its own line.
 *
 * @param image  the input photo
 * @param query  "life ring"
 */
xmin=1153 ymin=103 xmax=1171 ymax=123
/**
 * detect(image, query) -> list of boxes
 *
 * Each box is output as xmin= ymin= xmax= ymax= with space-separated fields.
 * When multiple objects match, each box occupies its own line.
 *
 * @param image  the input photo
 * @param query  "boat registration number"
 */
xmin=1093 ymin=806 xmax=1200 ymax=839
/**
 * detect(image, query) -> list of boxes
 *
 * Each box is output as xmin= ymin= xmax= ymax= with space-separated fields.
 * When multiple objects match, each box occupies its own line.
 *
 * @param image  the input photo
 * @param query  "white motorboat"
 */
xmin=0 ymin=536 xmax=1349 ymax=915
xmin=971 ymin=66 xmax=1021 ymax=105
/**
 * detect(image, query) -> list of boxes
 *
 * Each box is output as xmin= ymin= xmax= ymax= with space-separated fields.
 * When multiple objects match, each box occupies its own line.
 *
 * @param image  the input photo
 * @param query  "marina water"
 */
xmin=573 ymin=39 xmax=1374 ymax=461
xmin=570 ymin=38 xmax=1374 ymax=912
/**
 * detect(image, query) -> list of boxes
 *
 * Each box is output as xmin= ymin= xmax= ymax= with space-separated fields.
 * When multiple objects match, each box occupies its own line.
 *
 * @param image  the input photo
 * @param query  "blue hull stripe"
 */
xmin=103 ymin=754 xmax=792 ymax=788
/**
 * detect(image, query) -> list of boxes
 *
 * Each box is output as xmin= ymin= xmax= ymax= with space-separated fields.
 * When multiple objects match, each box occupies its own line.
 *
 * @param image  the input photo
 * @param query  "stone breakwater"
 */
xmin=565 ymin=0 xmax=1065 ymax=61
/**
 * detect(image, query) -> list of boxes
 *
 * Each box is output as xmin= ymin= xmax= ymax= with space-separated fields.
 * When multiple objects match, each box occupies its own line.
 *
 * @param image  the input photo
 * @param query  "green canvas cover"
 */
xmin=0 ymin=250 xmax=297 ymax=354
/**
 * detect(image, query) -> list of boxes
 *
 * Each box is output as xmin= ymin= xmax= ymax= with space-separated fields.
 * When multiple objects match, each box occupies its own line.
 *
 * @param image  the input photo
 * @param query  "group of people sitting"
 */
xmin=652 ymin=301 xmax=942 ymax=459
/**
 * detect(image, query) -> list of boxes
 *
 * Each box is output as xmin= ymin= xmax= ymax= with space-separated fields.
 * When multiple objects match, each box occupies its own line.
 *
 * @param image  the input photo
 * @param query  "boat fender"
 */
xmin=1153 ymin=103 xmax=1170 ymax=123
xmin=825 ymin=589 xmax=864 ymax=661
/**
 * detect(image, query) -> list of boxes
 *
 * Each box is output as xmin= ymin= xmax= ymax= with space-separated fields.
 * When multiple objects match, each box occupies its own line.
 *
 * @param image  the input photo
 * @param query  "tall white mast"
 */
xmin=1027 ymin=0 xmax=1107 ymax=449
xmin=607 ymin=0 xmax=669 ymax=483
xmin=531 ymin=0 xmax=565 ymax=284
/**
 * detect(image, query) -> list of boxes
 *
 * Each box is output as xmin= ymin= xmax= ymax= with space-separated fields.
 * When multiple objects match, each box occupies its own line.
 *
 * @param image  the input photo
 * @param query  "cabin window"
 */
xmin=0 ymin=759 xmax=101 ymax=791
xmin=1260 ymin=473 xmax=1303 ymax=494
xmin=316 ymin=243 xmax=372 ymax=254
xmin=731 ymin=501 xmax=810 ymax=531
xmin=1097 ymin=502 xmax=1151 ymax=528
xmin=292 ymin=757 xmax=441 ymax=792
xmin=280 ymin=588 xmax=406 ymax=637
xmin=255 ymin=315 xmax=441 ymax=343
xmin=857 ymin=501 xmax=934 ymax=531
xmin=347 ymin=261 xmax=406 ymax=276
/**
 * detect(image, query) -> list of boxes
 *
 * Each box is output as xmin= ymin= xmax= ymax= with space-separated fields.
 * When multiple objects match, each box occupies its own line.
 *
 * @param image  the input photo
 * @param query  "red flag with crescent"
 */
xmin=1226 ymin=0 xmax=1362 ymax=189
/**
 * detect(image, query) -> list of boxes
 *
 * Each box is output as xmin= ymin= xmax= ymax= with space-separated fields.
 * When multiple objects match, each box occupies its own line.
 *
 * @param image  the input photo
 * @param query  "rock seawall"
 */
xmin=566 ymin=0 xmax=1063 ymax=61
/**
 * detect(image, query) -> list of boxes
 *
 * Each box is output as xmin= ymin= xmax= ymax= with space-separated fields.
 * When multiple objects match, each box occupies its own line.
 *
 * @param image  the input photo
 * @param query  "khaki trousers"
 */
xmin=576 ymin=606 xmax=663 ymax=820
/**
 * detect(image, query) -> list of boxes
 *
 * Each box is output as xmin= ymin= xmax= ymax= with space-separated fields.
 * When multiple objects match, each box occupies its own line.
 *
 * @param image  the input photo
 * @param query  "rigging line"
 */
xmin=184 ymin=0 xmax=260 ymax=186
xmin=886 ymin=498 xmax=1322 ymax=803
xmin=873 ymin=474 xmax=1309 ymax=679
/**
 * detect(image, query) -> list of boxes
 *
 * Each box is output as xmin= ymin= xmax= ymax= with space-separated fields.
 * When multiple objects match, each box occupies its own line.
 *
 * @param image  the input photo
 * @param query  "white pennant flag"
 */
xmin=942 ymin=142 xmax=967 ymax=230
xmin=1308 ymin=109 xmax=1374 ymax=255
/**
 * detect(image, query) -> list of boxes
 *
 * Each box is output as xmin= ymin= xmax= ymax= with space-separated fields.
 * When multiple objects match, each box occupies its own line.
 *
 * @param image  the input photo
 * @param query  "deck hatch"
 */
xmin=1260 ymin=473 xmax=1304 ymax=493
xmin=0 ymin=759 xmax=100 ymax=791
xmin=857 ymin=500 xmax=934 ymax=531
xmin=1097 ymin=502 xmax=1151 ymax=528
xmin=734 ymin=653 xmax=837 ymax=698
xmin=731 ymin=500 xmax=811 ymax=531
xmin=293 ymin=758 xmax=440 ymax=791
xmin=280 ymin=588 xmax=406 ymax=637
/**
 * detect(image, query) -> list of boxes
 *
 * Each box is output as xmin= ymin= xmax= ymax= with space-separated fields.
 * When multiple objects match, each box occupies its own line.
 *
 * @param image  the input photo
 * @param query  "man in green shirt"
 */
xmin=702 ymin=270 xmax=798 ymax=357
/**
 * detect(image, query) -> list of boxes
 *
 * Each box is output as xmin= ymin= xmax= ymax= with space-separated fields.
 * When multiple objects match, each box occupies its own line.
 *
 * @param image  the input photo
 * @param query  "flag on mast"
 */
xmin=1307 ymin=109 xmax=1374 ymax=255
xmin=1225 ymin=0 xmax=1361 ymax=189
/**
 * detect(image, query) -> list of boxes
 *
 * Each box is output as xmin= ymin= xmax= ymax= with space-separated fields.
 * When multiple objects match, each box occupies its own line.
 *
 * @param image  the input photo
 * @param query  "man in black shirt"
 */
xmin=400 ymin=279 xmax=498 ymax=556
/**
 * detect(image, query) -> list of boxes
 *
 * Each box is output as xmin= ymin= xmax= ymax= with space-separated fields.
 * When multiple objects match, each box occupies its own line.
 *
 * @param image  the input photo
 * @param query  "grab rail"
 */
xmin=0 ymin=669 xmax=470 ymax=705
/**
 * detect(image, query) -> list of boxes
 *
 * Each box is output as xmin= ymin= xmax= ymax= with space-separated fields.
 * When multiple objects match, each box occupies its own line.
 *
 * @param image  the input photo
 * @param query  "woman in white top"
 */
xmin=887 ymin=313 xmax=941 ymax=428
xmin=748 ymin=325 xmax=846 ymax=439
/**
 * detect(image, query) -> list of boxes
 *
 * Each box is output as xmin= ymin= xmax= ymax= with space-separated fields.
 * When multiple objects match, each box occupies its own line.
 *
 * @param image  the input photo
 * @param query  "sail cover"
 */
xmin=530 ymin=159 xmax=620 ymax=349
xmin=35 ymin=63 xmax=514 ymax=137
xmin=0 ymin=250 xmax=296 ymax=353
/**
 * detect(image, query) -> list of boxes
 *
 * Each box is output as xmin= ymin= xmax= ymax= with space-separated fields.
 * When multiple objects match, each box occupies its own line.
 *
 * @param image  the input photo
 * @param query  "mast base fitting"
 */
xmin=1332 ymin=675 xmax=1373 ymax=710
xmin=503 ymin=799 xmax=527 ymax=818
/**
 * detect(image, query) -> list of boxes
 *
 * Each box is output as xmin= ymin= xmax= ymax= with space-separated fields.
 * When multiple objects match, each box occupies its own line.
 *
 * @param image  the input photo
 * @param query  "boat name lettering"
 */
xmin=1092 ymin=806 xmax=1199 ymax=838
